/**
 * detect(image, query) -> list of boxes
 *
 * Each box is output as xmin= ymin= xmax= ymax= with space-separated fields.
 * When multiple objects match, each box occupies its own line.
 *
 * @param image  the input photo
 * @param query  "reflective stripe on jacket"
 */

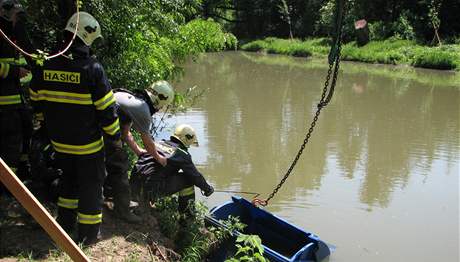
xmin=0 ymin=18 xmax=32 ymax=109
xmin=0 ymin=56 xmax=22 ymax=106
xmin=155 ymin=139 xmax=211 ymax=192
xmin=29 ymin=44 xmax=120 ymax=156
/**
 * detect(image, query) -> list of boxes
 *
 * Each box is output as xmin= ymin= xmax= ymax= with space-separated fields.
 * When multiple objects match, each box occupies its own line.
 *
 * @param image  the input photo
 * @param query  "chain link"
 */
xmin=260 ymin=3 xmax=345 ymax=206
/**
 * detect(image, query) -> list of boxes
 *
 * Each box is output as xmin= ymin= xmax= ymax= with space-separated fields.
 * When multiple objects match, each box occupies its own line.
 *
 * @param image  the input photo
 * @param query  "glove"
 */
xmin=202 ymin=185 xmax=214 ymax=197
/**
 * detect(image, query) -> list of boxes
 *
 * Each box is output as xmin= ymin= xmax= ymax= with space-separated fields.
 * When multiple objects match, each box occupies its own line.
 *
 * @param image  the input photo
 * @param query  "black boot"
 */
xmin=16 ymin=159 xmax=31 ymax=181
xmin=113 ymin=193 xmax=142 ymax=224
xmin=78 ymin=223 xmax=101 ymax=246
xmin=57 ymin=208 xmax=77 ymax=236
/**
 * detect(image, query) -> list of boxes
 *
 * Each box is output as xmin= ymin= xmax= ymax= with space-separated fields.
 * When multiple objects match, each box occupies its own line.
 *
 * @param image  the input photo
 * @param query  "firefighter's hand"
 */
xmin=136 ymin=149 xmax=147 ymax=156
xmin=202 ymin=185 xmax=214 ymax=197
xmin=157 ymin=155 xmax=167 ymax=166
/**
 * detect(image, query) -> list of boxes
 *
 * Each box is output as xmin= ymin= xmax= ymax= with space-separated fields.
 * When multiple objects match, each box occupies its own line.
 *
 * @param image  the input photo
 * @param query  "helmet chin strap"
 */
xmin=152 ymin=106 xmax=159 ymax=114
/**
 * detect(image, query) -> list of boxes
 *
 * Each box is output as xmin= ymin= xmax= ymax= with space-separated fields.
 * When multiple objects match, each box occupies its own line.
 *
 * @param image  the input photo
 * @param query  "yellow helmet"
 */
xmin=146 ymin=80 xmax=174 ymax=111
xmin=65 ymin=12 xmax=102 ymax=46
xmin=0 ymin=0 xmax=23 ymax=22
xmin=172 ymin=124 xmax=198 ymax=148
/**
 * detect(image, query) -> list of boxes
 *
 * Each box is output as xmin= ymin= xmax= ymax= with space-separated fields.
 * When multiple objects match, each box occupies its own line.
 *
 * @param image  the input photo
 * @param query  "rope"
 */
xmin=213 ymin=190 xmax=260 ymax=198
xmin=0 ymin=1 xmax=81 ymax=64
xmin=252 ymin=0 xmax=347 ymax=207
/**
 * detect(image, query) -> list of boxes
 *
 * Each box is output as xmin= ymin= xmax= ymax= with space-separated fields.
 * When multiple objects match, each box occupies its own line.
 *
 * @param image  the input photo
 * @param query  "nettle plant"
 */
xmin=226 ymin=234 xmax=268 ymax=262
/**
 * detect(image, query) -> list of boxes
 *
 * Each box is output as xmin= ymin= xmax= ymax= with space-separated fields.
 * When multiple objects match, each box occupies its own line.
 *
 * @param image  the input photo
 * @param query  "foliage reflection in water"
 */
xmin=162 ymin=51 xmax=459 ymax=262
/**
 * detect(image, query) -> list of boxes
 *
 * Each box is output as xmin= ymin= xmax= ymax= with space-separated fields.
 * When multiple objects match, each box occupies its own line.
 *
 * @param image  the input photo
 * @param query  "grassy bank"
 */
xmin=241 ymin=37 xmax=460 ymax=71
xmin=0 ymin=196 xmax=232 ymax=261
xmin=239 ymin=52 xmax=460 ymax=88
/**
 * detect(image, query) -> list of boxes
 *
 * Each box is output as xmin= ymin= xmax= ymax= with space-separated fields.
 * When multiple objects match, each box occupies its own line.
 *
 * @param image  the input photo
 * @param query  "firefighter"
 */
xmin=115 ymin=80 xmax=174 ymax=165
xmin=29 ymin=12 xmax=119 ymax=245
xmin=28 ymin=127 xmax=62 ymax=202
xmin=0 ymin=0 xmax=34 ymax=191
xmin=104 ymin=81 xmax=174 ymax=223
xmin=130 ymin=124 xmax=214 ymax=216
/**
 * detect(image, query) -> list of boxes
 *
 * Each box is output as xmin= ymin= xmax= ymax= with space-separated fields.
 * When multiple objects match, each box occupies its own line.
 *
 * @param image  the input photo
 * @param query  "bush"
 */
xmin=242 ymin=37 xmax=460 ymax=71
xmin=241 ymin=38 xmax=313 ymax=57
xmin=23 ymin=1 xmax=236 ymax=90
xmin=369 ymin=21 xmax=390 ymax=41
xmin=392 ymin=12 xmax=416 ymax=41
xmin=241 ymin=40 xmax=267 ymax=52
xmin=290 ymin=48 xmax=312 ymax=57
xmin=369 ymin=16 xmax=415 ymax=42
xmin=412 ymin=48 xmax=459 ymax=70
xmin=178 ymin=19 xmax=237 ymax=54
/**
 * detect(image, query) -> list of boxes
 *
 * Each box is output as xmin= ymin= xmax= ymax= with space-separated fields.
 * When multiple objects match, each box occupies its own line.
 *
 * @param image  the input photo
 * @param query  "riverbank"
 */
xmin=0 ymin=196 xmax=217 ymax=261
xmin=240 ymin=37 xmax=460 ymax=71
xmin=0 ymin=197 xmax=170 ymax=261
xmin=238 ymin=52 xmax=460 ymax=88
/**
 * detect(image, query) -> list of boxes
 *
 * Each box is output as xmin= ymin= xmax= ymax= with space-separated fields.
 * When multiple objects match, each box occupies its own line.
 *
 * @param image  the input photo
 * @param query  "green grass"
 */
xmin=242 ymin=38 xmax=319 ymax=57
xmin=240 ymin=52 xmax=460 ymax=88
xmin=241 ymin=37 xmax=460 ymax=71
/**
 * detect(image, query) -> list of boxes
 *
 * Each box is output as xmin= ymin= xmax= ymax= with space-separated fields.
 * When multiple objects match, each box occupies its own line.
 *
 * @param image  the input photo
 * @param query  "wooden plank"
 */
xmin=0 ymin=158 xmax=89 ymax=262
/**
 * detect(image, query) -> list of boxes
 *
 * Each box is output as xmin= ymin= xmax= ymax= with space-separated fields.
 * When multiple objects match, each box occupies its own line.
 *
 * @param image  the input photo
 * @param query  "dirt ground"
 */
xmin=0 ymin=196 xmax=180 ymax=262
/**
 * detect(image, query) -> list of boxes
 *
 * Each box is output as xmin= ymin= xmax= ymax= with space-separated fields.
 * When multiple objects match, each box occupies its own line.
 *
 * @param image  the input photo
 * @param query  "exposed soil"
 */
xmin=0 ymin=196 xmax=180 ymax=262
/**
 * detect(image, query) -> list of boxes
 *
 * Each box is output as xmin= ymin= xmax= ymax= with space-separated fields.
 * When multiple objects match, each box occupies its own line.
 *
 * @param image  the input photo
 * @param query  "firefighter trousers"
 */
xmin=139 ymin=172 xmax=196 ymax=214
xmin=0 ymin=108 xmax=32 ymax=196
xmin=0 ymin=108 xmax=28 ymax=169
xmin=55 ymin=151 xmax=105 ymax=244
xmin=104 ymin=139 xmax=131 ymax=213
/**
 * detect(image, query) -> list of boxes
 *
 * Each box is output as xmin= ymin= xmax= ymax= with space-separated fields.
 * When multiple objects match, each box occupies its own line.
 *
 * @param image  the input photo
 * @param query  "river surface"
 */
xmin=159 ymin=51 xmax=459 ymax=262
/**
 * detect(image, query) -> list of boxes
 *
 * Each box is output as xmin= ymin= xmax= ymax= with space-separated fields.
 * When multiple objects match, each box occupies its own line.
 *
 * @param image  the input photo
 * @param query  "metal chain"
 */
xmin=256 ymin=2 xmax=345 ymax=207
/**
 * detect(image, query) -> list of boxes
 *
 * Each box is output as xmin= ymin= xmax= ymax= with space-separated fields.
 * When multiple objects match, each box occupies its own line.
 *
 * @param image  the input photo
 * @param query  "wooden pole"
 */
xmin=0 ymin=158 xmax=90 ymax=262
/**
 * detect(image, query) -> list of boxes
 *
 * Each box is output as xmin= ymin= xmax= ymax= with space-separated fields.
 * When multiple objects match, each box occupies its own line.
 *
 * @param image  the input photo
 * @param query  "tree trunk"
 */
xmin=56 ymin=0 xmax=77 ymax=44
xmin=433 ymin=25 xmax=442 ymax=46
xmin=57 ymin=0 xmax=77 ymax=29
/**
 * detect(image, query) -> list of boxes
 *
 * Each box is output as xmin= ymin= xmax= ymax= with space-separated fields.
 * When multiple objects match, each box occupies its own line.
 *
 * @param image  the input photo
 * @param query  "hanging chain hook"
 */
xmin=253 ymin=0 xmax=347 ymax=208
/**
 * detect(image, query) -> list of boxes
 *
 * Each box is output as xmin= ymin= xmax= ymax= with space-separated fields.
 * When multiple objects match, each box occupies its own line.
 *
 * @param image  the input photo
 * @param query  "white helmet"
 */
xmin=146 ymin=80 xmax=174 ymax=111
xmin=65 ymin=12 xmax=102 ymax=46
xmin=0 ymin=0 xmax=23 ymax=22
xmin=172 ymin=124 xmax=198 ymax=148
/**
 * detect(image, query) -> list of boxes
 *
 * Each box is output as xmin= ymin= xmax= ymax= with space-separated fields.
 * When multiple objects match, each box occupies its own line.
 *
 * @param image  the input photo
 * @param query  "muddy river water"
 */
xmin=161 ymin=51 xmax=459 ymax=262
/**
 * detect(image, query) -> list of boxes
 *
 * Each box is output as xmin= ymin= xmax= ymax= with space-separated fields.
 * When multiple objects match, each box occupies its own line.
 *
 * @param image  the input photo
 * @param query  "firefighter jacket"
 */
xmin=153 ymin=138 xmax=212 ymax=192
xmin=29 ymin=43 xmax=120 ymax=156
xmin=0 ymin=18 xmax=33 ymax=109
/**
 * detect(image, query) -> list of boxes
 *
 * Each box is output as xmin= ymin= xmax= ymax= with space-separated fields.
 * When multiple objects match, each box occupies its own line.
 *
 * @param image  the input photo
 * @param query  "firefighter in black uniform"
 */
xmin=131 ymin=124 xmax=214 ymax=215
xmin=104 ymin=81 xmax=174 ymax=223
xmin=0 ymin=0 xmax=34 ymax=189
xmin=29 ymin=12 xmax=119 ymax=245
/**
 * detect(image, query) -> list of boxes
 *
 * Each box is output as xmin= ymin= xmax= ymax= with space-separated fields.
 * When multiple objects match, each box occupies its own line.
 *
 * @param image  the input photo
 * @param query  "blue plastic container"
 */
xmin=205 ymin=196 xmax=330 ymax=262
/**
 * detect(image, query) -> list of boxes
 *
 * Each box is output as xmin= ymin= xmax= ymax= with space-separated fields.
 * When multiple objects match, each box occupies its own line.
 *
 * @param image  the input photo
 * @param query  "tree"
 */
xmin=278 ymin=0 xmax=293 ymax=39
xmin=21 ymin=0 xmax=234 ymax=89
xmin=428 ymin=0 xmax=442 ymax=46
